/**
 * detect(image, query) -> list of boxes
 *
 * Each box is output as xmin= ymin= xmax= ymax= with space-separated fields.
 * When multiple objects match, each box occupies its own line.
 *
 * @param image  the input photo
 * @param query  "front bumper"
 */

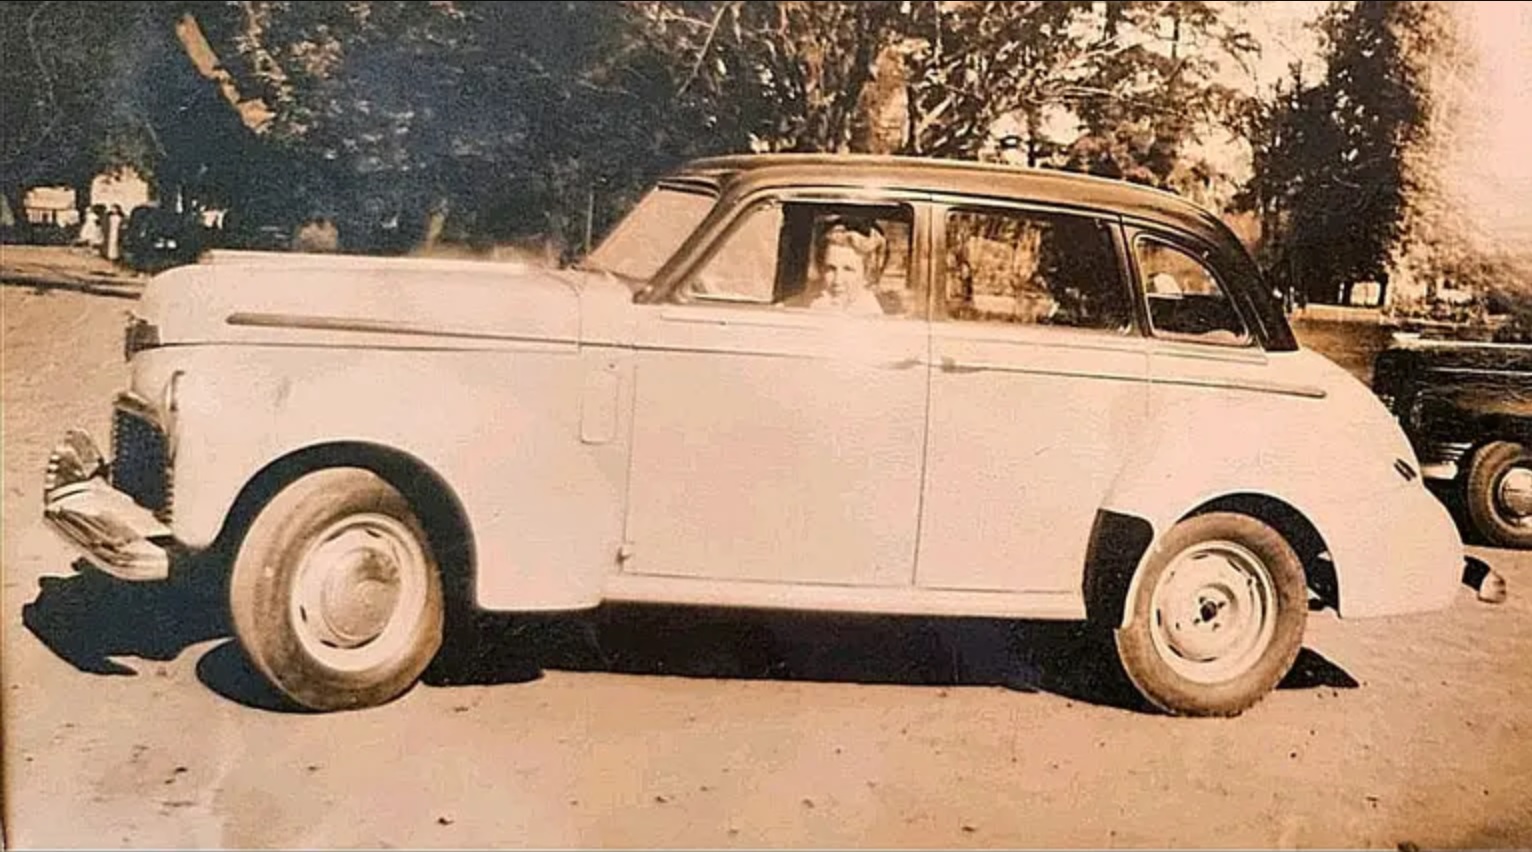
xmin=43 ymin=429 xmax=173 ymax=581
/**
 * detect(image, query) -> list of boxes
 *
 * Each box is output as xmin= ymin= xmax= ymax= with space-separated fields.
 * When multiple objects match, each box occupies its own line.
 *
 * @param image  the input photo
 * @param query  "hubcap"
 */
xmin=291 ymin=514 xmax=429 ymax=672
xmin=1150 ymin=541 xmax=1278 ymax=685
xmin=1495 ymin=466 xmax=1532 ymax=524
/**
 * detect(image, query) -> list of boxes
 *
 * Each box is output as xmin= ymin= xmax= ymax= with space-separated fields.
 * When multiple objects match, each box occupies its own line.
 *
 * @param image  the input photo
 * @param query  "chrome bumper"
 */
xmin=43 ymin=429 xmax=172 ymax=581
xmin=1418 ymin=441 xmax=1474 ymax=481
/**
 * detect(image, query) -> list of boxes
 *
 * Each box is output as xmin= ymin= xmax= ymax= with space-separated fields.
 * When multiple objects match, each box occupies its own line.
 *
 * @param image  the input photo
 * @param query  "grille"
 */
xmin=112 ymin=405 xmax=172 ymax=522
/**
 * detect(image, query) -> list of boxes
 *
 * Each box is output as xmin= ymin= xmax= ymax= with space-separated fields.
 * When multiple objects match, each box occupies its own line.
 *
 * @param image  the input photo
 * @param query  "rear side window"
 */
xmin=1135 ymin=237 xmax=1250 ymax=346
xmin=942 ymin=208 xmax=1133 ymax=333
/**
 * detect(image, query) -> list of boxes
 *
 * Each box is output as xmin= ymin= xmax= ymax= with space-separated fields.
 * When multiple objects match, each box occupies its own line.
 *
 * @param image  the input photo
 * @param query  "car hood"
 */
xmin=133 ymin=252 xmax=635 ymax=350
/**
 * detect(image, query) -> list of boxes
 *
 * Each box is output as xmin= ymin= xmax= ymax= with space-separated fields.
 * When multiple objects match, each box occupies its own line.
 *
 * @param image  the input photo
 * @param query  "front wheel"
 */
xmin=230 ymin=467 xmax=445 ymax=712
xmin=1464 ymin=441 xmax=1532 ymax=549
xmin=1114 ymin=513 xmax=1307 ymax=717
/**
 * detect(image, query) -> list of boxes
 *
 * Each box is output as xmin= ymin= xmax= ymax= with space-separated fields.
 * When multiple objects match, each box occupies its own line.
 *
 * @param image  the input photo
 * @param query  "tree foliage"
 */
xmin=626 ymin=0 xmax=1258 ymax=193
xmin=4 ymin=0 xmax=1263 ymax=253
xmin=1246 ymin=1 xmax=1460 ymax=306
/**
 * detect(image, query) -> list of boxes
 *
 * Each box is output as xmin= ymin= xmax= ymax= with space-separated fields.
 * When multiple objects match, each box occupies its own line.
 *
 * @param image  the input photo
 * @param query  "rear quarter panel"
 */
xmin=1101 ymin=346 xmax=1463 ymax=620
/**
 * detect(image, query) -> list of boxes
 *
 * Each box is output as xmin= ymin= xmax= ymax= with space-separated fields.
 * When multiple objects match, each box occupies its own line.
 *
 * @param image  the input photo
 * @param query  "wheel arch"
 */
xmin=209 ymin=441 xmax=477 ymax=598
xmin=1084 ymin=492 xmax=1338 ymax=630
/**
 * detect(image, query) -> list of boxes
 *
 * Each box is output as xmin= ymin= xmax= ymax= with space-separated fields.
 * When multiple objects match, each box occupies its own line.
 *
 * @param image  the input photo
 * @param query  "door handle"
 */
xmin=881 ymin=356 xmax=926 ymax=371
xmin=940 ymin=356 xmax=985 ymax=374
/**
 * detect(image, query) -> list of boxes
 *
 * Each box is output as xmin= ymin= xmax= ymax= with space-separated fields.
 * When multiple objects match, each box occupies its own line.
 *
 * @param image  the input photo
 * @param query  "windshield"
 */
xmin=583 ymin=184 xmax=717 ymax=282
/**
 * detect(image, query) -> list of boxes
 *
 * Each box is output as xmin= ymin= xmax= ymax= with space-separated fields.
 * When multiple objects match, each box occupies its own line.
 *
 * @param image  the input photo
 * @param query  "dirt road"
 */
xmin=3 ymin=280 xmax=1530 ymax=849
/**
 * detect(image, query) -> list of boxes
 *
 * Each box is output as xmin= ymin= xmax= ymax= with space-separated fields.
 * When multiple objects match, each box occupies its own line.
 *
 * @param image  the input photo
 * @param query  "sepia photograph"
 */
xmin=2 ymin=1 xmax=1529 ymax=848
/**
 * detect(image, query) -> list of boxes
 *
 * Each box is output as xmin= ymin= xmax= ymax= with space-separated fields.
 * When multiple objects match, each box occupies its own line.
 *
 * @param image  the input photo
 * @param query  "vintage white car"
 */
xmin=44 ymin=154 xmax=1466 ymax=716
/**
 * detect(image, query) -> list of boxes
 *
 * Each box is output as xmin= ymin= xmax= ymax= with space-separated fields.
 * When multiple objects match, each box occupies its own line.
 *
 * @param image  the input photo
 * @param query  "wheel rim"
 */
xmin=290 ymin=514 xmax=431 ymax=673
xmin=1149 ymin=540 xmax=1279 ymax=685
xmin=1494 ymin=465 xmax=1532 ymax=527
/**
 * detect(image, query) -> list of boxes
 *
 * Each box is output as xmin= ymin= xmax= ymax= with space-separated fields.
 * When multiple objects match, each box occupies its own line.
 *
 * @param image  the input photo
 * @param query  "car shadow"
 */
xmin=22 ymin=563 xmax=1358 ymax=714
xmin=424 ymin=604 xmax=1360 ymax=713
xmin=21 ymin=556 xmax=229 ymax=676
xmin=194 ymin=640 xmax=314 ymax=714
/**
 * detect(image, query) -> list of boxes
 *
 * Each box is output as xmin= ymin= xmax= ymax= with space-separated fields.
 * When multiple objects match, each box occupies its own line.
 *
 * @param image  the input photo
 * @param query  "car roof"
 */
xmin=671 ymin=153 xmax=1238 ymax=251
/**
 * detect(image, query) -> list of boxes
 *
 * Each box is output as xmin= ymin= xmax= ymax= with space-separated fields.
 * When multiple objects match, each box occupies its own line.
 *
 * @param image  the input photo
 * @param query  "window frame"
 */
xmin=930 ymin=198 xmax=1139 ymax=337
xmin=1128 ymin=229 xmax=1256 ymax=349
xmin=668 ymin=186 xmax=931 ymax=320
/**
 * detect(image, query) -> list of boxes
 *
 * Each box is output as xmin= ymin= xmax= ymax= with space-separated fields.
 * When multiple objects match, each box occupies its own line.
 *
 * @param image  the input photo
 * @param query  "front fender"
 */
xmin=138 ymin=343 xmax=632 ymax=612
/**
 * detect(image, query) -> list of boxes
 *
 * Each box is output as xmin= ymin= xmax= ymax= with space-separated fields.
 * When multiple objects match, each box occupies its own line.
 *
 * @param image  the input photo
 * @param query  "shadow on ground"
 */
xmin=23 ymin=562 xmax=1358 ymax=715
xmin=422 ymin=604 xmax=1359 ymax=712
xmin=21 ymin=557 xmax=229 ymax=676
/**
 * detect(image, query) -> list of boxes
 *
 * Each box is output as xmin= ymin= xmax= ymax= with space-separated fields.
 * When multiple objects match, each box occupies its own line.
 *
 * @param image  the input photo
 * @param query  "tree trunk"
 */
xmin=173 ymin=13 xmax=273 ymax=134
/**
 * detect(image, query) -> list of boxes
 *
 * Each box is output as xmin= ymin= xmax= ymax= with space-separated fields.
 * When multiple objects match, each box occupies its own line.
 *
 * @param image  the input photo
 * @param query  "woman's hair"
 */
xmin=815 ymin=217 xmax=888 ymax=284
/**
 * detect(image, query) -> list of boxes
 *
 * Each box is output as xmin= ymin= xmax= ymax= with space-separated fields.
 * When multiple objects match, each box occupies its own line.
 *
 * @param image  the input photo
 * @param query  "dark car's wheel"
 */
xmin=1465 ymin=441 xmax=1532 ymax=549
xmin=1114 ymin=513 xmax=1307 ymax=717
xmin=230 ymin=467 xmax=444 ymax=712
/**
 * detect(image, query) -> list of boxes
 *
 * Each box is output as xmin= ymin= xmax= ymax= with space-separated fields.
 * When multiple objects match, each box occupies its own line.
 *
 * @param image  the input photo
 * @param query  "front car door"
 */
xmin=917 ymin=201 xmax=1150 ymax=594
xmin=622 ymin=191 xmax=932 ymax=588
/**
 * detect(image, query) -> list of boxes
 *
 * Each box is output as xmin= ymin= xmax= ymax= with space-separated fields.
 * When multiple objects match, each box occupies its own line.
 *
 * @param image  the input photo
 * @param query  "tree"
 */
xmin=1250 ymin=1 xmax=1460 ymax=307
xmin=622 ymin=1 xmax=910 ymax=154
xmin=193 ymin=1 xmax=701 ymax=254
xmin=626 ymin=1 xmax=1257 ymax=189
xmin=1 ymin=2 xmax=165 ymax=213
xmin=1060 ymin=2 xmax=1256 ymax=200
xmin=1 ymin=1 xmax=285 ymax=233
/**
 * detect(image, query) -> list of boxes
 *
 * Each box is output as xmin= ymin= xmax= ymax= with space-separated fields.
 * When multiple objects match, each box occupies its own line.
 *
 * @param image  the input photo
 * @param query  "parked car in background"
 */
xmin=42 ymin=154 xmax=1466 ymax=717
xmin=119 ymin=205 xmax=212 ymax=273
xmin=1373 ymin=335 xmax=1532 ymax=548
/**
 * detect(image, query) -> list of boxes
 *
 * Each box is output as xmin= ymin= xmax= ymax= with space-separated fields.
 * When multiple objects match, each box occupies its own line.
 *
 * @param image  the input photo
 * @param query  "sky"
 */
xmin=1449 ymin=1 xmax=1532 ymax=250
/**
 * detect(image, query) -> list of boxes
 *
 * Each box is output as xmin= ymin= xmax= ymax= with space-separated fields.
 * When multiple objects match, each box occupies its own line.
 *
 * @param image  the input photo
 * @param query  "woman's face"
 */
xmin=820 ymin=243 xmax=868 ymax=299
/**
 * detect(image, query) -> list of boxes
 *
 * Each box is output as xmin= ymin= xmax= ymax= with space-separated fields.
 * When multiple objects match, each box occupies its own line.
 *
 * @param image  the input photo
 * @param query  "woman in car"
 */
xmin=808 ymin=219 xmax=887 ymax=315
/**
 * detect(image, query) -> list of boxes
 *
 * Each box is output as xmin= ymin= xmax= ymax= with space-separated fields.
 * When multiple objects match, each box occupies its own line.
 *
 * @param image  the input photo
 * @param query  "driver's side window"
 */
xmin=682 ymin=199 xmax=918 ymax=319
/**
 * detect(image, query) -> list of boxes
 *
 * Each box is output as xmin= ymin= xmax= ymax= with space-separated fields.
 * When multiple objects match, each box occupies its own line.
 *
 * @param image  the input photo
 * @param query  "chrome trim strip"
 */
xmin=226 ymin=312 xmax=577 ymax=346
xmin=1428 ymin=366 xmax=1532 ymax=379
xmin=939 ymin=359 xmax=1142 ymax=383
xmin=1152 ymin=375 xmax=1327 ymax=399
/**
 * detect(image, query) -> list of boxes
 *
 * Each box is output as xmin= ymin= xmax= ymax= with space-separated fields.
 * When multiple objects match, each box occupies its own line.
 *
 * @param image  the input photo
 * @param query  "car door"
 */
xmin=916 ymin=201 xmax=1150 ymax=594
xmin=622 ymin=193 xmax=932 ymax=587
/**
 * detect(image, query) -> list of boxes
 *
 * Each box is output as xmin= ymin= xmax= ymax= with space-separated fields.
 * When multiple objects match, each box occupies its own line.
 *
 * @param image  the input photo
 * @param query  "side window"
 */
xmin=1135 ymin=238 xmax=1250 ymax=345
xmin=683 ymin=200 xmax=918 ymax=318
xmin=943 ymin=208 xmax=1132 ymax=332
xmin=687 ymin=202 xmax=783 ymax=303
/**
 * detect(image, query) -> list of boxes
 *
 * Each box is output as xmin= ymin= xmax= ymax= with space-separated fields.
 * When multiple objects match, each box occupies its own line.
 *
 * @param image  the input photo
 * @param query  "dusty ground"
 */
xmin=2 ymin=251 xmax=1530 ymax=849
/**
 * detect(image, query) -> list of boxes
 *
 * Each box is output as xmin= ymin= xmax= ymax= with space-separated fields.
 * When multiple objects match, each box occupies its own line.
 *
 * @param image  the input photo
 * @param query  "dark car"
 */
xmin=1373 ymin=335 xmax=1532 ymax=548
xmin=120 ymin=206 xmax=212 ymax=272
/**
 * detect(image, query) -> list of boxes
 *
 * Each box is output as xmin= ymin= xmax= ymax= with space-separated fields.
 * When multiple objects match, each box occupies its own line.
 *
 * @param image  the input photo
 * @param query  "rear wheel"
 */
xmin=230 ymin=467 xmax=444 ymax=712
xmin=1114 ymin=512 xmax=1307 ymax=717
xmin=1465 ymin=441 xmax=1532 ymax=549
